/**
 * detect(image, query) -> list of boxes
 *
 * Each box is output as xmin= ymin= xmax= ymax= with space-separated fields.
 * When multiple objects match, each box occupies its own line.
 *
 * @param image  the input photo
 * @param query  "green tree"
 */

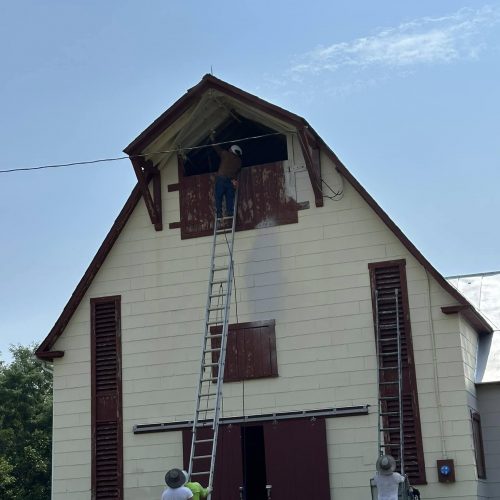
xmin=0 ymin=345 xmax=52 ymax=500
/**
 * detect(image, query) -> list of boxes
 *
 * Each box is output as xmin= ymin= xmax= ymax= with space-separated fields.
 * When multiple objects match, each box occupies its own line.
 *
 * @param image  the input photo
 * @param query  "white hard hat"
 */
xmin=230 ymin=145 xmax=242 ymax=156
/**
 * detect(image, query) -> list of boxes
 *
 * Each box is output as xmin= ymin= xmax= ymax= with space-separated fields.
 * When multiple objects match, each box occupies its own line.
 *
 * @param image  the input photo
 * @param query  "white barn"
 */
xmin=36 ymin=75 xmax=498 ymax=500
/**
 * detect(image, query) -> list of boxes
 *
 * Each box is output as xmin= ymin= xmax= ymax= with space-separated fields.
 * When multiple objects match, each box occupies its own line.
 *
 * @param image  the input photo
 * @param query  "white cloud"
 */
xmin=291 ymin=6 xmax=500 ymax=76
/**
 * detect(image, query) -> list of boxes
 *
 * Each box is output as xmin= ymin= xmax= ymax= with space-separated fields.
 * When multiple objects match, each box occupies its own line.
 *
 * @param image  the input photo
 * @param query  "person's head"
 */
xmin=229 ymin=144 xmax=242 ymax=157
xmin=165 ymin=468 xmax=187 ymax=488
xmin=376 ymin=454 xmax=396 ymax=475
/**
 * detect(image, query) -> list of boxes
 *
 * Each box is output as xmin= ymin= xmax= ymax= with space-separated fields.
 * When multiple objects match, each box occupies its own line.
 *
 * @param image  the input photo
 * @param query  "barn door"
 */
xmin=183 ymin=424 xmax=243 ymax=500
xmin=263 ymin=418 xmax=330 ymax=500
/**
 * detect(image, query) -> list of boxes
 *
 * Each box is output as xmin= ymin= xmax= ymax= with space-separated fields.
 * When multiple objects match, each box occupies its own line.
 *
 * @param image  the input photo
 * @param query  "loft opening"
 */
xmin=182 ymin=116 xmax=288 ymax=176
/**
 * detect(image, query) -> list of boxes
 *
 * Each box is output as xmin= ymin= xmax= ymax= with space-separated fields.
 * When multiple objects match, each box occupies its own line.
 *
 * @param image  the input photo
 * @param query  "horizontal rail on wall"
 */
xmin=133 ymin=405 xmax=369 ymax=434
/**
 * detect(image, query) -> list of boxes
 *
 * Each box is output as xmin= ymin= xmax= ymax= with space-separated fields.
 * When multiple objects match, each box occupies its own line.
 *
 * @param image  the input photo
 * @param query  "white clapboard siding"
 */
xmin=51 ymin=149 xmax=483 ymax=499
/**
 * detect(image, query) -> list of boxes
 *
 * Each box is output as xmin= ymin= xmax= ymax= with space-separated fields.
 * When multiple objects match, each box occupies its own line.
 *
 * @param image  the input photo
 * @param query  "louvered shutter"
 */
xmin=91 ymin=297 xmax=123 ymax=499
xmin=369 ymin=261 xmax=426 ymax=484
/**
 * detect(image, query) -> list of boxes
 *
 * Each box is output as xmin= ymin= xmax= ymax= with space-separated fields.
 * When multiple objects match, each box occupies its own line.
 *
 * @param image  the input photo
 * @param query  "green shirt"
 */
xmin=185 ymin=482 xmax=209 ymax=500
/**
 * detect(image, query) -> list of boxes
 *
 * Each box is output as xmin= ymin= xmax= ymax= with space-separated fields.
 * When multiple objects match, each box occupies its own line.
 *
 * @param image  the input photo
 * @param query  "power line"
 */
xmin=0 ymin=132 xmax=284 ymax=174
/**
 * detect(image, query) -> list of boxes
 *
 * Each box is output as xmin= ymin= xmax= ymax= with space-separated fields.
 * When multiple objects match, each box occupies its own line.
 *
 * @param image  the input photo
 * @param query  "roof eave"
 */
xmin=123 ymin=74 xmax=307 ymax=156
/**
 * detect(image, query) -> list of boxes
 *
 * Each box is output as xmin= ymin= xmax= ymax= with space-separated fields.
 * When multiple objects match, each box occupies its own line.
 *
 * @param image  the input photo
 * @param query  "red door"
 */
xmin=183 ymin=425 xmax=243 ymax=500
xmin=263 ymin=418 xmax=331 ymax=500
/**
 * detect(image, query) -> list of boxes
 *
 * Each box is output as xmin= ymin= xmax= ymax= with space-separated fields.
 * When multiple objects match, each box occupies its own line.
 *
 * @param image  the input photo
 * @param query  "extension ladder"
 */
xmin=188 ymin=193 xmax=238 ymax=497
xmin=375 ymin=288 xmax=405 ymax=475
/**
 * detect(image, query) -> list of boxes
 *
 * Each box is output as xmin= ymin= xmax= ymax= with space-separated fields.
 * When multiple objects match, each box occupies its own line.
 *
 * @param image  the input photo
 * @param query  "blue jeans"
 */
xmin=215 ymin=176 xmax=235 ymax=218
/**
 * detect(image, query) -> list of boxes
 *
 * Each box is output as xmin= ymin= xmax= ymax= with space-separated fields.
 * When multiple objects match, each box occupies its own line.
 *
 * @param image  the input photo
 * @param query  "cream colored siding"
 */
xmin=51 ymin=148 xmax=483 ymax=499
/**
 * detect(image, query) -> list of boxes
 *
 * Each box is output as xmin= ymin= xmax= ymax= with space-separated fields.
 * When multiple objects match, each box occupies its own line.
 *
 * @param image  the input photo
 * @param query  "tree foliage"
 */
xmin=0 ymin=345 xmax=52 ymax=500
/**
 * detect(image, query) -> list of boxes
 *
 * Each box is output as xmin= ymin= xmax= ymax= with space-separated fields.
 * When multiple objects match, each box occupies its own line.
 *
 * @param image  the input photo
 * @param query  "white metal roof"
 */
xmin=448 ymin=271 xmax=500 ymax=384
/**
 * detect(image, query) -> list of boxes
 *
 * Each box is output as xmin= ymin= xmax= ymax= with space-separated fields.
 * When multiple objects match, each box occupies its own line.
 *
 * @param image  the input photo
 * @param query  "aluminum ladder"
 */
xmin=375 ymin=288 xmax=405 ymax=475
xmin=188 ymin=192 xmax=238 ymax=497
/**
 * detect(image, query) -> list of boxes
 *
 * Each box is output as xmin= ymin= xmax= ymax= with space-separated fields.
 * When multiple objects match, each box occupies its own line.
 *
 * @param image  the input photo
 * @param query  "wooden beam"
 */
xmin=441 ymin=305 xmax=469 ymax=315
xmin=130 ymin=157 xmax=162 ymax=230
xmin=152 ymin=168 xmax=162 ymax=231
xmin=297 ymin=128 xmax=324 ymax=207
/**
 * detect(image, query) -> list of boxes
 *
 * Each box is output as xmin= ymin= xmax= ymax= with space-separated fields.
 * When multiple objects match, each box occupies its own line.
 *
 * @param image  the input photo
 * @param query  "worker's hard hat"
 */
xmin=165 ymin=468 xmax=187 ymax=488
xmin=230 ymin=144 xmax=243 ymax=156
xmin=376 ymin=455 xmax=396 ymax=475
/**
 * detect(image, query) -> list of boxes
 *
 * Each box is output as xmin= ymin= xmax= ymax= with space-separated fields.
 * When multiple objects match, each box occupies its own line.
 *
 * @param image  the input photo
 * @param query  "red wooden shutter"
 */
xmin=263 ymin=418 xmax=331 ymax=500
xmin=369 ymin=261 xmax=426 ymax=484
xmin=211 ymin=320 xmax=278 ymax=382
xmin=183 ymin=425 xmax=243 ymax=500
xmin=91 ymin=297 xmax=123 ymax=499
xmin=178 ymin=159 xmax=298 ymax=240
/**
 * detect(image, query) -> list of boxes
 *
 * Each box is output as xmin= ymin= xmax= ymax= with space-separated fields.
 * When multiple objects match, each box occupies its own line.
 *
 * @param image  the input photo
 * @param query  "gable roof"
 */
xmin=35 ymin=75 xmax=492 ymax=360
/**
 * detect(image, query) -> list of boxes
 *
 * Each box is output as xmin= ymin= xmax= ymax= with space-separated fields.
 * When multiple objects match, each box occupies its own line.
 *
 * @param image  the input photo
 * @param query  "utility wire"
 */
xmin=0 ymin=132 xmax=283 ymax=174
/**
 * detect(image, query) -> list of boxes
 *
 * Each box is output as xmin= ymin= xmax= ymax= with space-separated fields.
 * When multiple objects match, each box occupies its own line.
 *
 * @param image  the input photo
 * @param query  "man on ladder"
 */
xmin=210 ymin=131 xmax=242 ymax=223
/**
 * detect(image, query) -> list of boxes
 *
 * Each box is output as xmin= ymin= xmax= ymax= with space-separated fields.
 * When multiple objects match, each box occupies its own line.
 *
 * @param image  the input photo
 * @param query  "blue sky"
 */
xmin=1 ymin=0 xmax=499 ymax=360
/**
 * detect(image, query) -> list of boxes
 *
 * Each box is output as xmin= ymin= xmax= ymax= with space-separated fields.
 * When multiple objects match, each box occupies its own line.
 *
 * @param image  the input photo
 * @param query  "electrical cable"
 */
xmin=0 ymin=132 xmax=284 ymax=174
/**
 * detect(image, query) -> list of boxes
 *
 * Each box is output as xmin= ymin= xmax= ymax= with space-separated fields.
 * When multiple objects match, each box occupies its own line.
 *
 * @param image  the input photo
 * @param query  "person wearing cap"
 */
xmin=161 ymin=469 xmax=193 ymax=500
xmin=182 ymin=470 xmax=212 ymax=500
xmin=209 ymin=131 xmax=242 ymax=220
xmin=373 ymin=454 xmax=405 ymax=500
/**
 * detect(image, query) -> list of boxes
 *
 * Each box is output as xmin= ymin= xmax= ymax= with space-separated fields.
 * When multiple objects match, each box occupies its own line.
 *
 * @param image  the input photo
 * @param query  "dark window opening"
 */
xmin=472 ymin=410 xmax=486 ymax=479
xmin=183 ymin=116 xmax=287 ymax=176
xmin=241 ymin=426 xmax=267 ymax=500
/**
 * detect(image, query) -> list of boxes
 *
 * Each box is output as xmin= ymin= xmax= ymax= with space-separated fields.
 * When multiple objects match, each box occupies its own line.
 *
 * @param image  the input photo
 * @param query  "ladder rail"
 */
xmin=207 ymin=210 xmax=236 ymax=490
xmin=396 ymin=289 xmax=405 ymax=476
xmin=188 ymin=206 xmax=221 ymax=478
xmin=188 ymin=190 xmax=238 ymax=496
xmin=376 ymin=288 xmax=405 ymax=476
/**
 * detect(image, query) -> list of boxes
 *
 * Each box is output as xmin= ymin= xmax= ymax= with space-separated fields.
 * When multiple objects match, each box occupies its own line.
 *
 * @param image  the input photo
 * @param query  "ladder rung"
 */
xmin=195 ymin=438 xmax=214 ymax=444
xmin=379 ymin=323 xmax=398 ymax=330
xmin=381 ymin=443 xmax=400 ymax=448
xmin=379 ymin=366 xmax=398 ymax=371
xmin=207 ymin=334 xmax=222 ymax=339
xmin=210 ymin=293 xmax=226 ymax=298
xmin=216 ymin=228 xmax=232 ymax=234
xmin=379 ymin=381 xmax=399 ymax=385
xmin=191 ymin=471 xmax=210 ymax=476
xmin=380 ymin=396 xmax=399 ymax=401
xmin=199 ymin=392 xmax=217 ymax=398
xmin=202 ymin=362 xmax=218 ymax=367
xmin=377 ymin=294 xmax=396 ymax=302
xmin=201 ymin=377 xmax=218 ymax=383
xmin=212 ymin=266 xmax=229 ymax=272
xmin=211 ymin=279 xmax=227 ymax=285
xmin=380 ymin=411 xmax=400 ymax=416
xmin=206 ymin=320 xmax=222 ymax=326
xmin=208 ymin=306 xmax=225 ymax=312
xmin=379 ymin=336 xmax=398 ymax=342
xmin=381 ymin=427 xmax=400 ymax=431
xmin=203 ymin=348 xmax=221 ymax=353
xmin=197 ymin=408 xmax=215 ymax=413
xmin=380 ymin=351 xmax=398 ymax=356
xmin=193 ymin=455 xmax=212 ymax=460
